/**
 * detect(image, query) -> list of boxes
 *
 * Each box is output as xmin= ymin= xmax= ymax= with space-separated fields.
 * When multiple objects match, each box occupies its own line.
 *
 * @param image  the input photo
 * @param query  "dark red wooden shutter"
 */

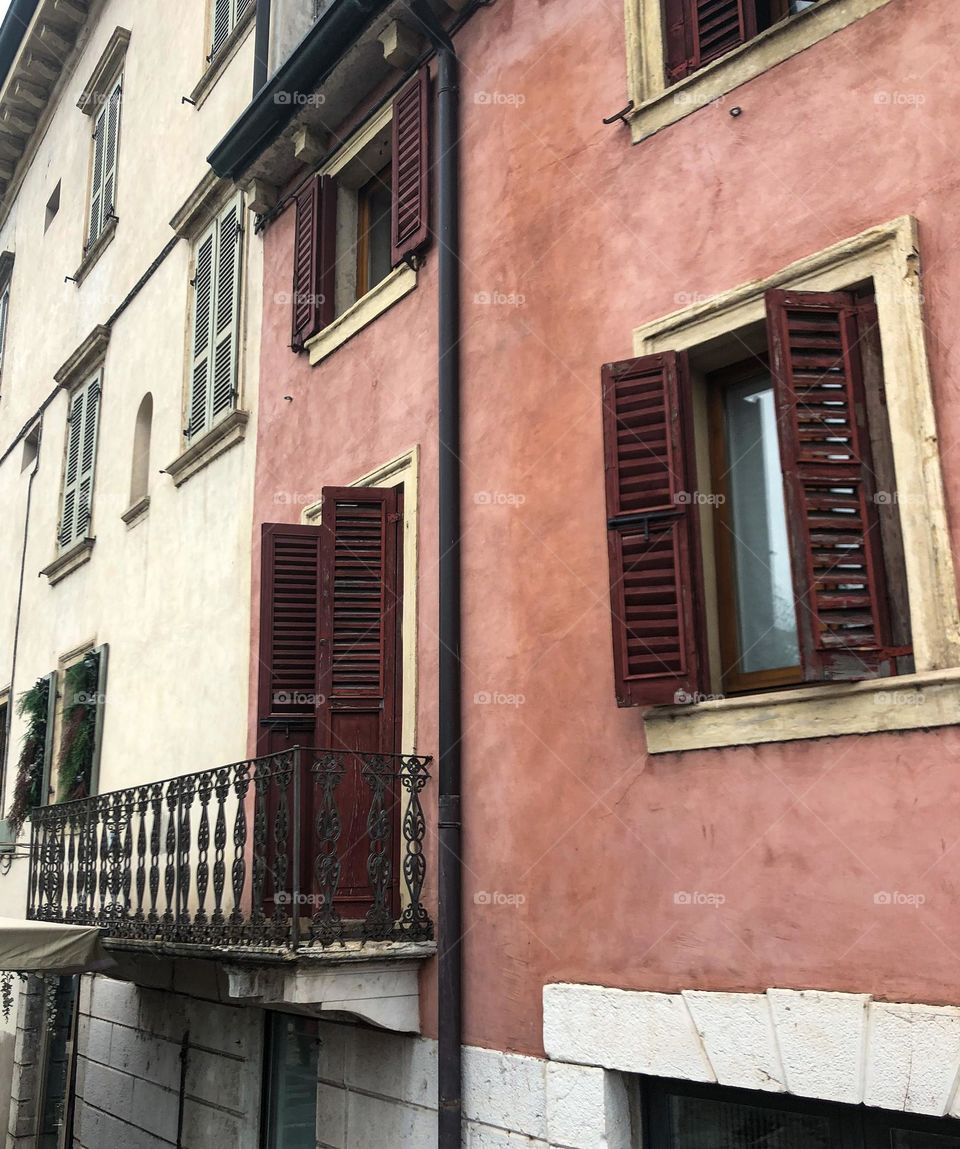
xmin=316 ymin=486 xmax=401 ymax=918
xmin=766 ymin=289 xmax=894 ymax=681
xmin=316 ymin=486 xmax=401 ymax=753
xmin=257 ymin=522 xmax=322 ymax=755
xmin=391 ymin=68 xmax=430 ymax=266
xmin=664 ymin=0 xmax=758 ymax=82
xmin=291 ymin=174 xmax=336 ymax=350
xmin=602 ymin=352 xmax=706 ymax=706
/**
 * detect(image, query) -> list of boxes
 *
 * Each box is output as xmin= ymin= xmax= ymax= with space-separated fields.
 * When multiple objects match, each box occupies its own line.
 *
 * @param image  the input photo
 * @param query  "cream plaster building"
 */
xmin=0 ymin=0 xmax=261 ymax=1141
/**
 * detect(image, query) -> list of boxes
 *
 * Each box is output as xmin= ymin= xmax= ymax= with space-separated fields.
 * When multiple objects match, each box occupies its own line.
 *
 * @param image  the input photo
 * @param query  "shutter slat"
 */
xmin=188 ymin=224 xmax=216 ymax=439
xmin=60 ymin=374 xmax=100 ymax=549
xmin=602 ymin=353 xmax=705 ymax=706
xmin=291 ymin=174 xmax=335 ymax=348
xmin=391 ymin=68 xmax=430 ymax=266
xmin=88 ymin=110 xmax=106 ymax=245
xmin=766 ymin=289 xmax=892 ymax=679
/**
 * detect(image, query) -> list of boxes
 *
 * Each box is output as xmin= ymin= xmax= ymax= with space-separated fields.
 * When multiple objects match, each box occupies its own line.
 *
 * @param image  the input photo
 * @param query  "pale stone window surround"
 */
xmin=624 ymin=0 xmax=896 ymax=143
xmin=189 ymin=0 xmax=256 ymax=110
xmin=544 ymin=984 xmax=960 ymax=1121
xmin=631 ymin=215 xmax=960 ymax=754
xmin=304 ymin=102 xmax=419 ymax=366
xmin=166 ymin=178 xmax=251 ymax=487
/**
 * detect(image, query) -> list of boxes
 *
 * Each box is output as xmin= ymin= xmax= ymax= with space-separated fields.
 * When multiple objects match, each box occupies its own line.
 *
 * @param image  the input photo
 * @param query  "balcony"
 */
xmin=25 ymin=748 xmax=433 ymax=1031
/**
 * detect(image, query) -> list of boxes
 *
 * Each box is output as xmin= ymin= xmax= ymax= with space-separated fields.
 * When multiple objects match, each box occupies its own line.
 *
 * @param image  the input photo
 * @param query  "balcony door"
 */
xmin=257 ymin=486 xmax=402 ymax=925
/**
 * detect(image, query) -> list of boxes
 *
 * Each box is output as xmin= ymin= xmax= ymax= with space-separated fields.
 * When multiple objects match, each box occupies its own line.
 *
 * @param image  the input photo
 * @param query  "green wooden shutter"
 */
xmin=76 ymin=374 xmax=101 ymax=540
xmin=59 ymin=387 xmax=85 ymax=548
xmin=211 ymin=198 xmax=241 ymax=422
xmin=88 ymin=106 xmax=106 ymax=246
xmin=188 ymin=220 xmax=216 ymax=440
xmin=101 ymin=76 xmax=122 ymax=222
xmin=0 ymin=285 xmax=10 ymax=376
xmin=211 ymin=0 xmax=232 ymax=56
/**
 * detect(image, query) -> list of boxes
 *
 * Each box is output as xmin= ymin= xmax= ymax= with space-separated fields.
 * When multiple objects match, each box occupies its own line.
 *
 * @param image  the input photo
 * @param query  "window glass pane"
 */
xmin=892 ymin=1132 xmax=960 ymax=1149
xmin=668 ymin=1093 xmax=833 ymax=1149
xmin=723 ymin=375 xmax=800 ymax=675
xmin=264 ymin=1014 xmax=319 ymax=1149
xmin=37 ymin=975 xmax=78 ymax=1149
xmin=364 ymin=170 xmax=393 ymax=293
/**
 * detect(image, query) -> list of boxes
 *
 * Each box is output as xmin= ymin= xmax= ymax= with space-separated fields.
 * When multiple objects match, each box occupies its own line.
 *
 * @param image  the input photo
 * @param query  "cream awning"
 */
xmin=0 ymin=917 xmax=113 ymax=973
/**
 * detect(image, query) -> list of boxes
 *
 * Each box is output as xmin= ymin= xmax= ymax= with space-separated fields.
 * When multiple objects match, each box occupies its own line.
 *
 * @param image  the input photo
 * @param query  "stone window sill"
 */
xmin=121 ymin=495 xmax=149 ymax=528
xmin=73 ymin=217 xmax=117 ymax=286
xmin=627 ymin=0 xmax=895 ymax=143
xmin=306 ymin=264 xmax=418 ymax=366
xmin=40 ymin=538 xmax=95 ymax=586
xmin=189 ymin=3 xmax=255 ymax=111
xmin=164 ymin=409 xmax=249 ymax=488
xmin=643 ymin=668 xmax=960 ymax=755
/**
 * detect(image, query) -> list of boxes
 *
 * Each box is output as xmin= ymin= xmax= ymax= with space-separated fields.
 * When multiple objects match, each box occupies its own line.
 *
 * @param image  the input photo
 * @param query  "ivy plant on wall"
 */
xmin=7 ymin=676 xmax=51 ymax=836
xmin=57 ymin=651 xmax=100 ymax=802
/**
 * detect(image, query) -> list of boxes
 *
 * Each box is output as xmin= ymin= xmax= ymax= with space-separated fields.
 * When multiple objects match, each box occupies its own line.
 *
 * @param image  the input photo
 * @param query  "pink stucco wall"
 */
xmin=252 ymin=0 xmax=960 ymax=1057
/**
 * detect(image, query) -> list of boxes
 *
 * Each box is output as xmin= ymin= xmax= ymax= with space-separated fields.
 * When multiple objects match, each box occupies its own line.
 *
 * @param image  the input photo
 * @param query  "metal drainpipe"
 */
xmin=3 ymin=423 xmax=41 ymax=812
xmin=410 ymin=4 xmax=463 ymax=1145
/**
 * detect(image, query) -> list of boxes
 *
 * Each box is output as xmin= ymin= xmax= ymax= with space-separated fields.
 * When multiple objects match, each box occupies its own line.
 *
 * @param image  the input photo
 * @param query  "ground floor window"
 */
xmin=262 ymin=1012 xmax=320 ymax=1149
xmin=36 ymin=975 xmax=79 ymax=1149
xmin=642 ymin=1079 xmax=960 ymax=1148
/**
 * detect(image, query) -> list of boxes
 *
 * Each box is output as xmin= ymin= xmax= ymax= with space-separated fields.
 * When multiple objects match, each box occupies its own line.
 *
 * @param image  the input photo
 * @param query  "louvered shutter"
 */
xmin=602 ymin=352 xmax=706 ymax=706
xmin=75 ymin=374 xmax=101 ymax=539
xmin=88 ymin=106 xmax=106 ymax=246
xmin=188 ymin=220 xmax=216 ymax=440
xmin=59 ymin=386 xmax=85 ymax=548
xmin=391 ymin=68 xmax=430 ymax=266
xmin=291 ymin=175 xmax=335 ymax=349
xmin=316 ymin=486 xmax=400 ymax=754
xmin=766 ymin=289 xmax=893 ymax=680
xmin=257 ymin=523 xmax=323 ymax=755
xmin=210 ymin=198 xmax=242 ymax=422
xmin=101 ymin=76 xmax=121 ymax=222
xmin=0 ymin=285 xmax=10 ymax=375
xmin=665 ymin=0 xmax=758 ymax=81
xmin=211 ymin=0 xmax=232 ymax=56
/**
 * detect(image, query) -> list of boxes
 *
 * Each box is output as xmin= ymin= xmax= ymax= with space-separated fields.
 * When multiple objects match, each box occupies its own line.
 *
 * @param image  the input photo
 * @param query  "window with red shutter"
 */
xmin=662 ymin=0 xmax=814 ymax=84
xmin=602 ymin=287 xmax=911 ymax=707
xmin=602 ymin=353 xmax=707 ymax=706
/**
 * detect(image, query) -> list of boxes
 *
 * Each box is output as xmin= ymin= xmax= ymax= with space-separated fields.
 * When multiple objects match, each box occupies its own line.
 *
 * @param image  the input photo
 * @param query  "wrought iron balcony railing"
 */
xmin=26 ymin=748 xmax=432 ymax=950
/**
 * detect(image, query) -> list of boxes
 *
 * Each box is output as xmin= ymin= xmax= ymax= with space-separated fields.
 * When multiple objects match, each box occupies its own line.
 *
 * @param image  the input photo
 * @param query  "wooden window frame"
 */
xmin=706 ymin=355 xmax=804 ymax=695
xmin=355 ymin=161 xmax=393 ymax=302
xmin=641 ymin=1075 xmax=960 ymax=1147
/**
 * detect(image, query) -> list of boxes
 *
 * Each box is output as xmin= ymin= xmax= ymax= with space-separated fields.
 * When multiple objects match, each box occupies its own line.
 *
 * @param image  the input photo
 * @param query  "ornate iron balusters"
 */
xmin=176 ymin=774 xmax=195 ymax=935
xmin=211 ymin=766 xmax=230 ymax=942
xmin=251 ymin=757 xmax=270 ymax=933
xmin=228 ymin=760 xmax=250 ymax=943
xmin=399 ymin=754 xmax=432 ymax=939
xmin=161 ymin=779 xmax=178 ymax=936
xmin=310 ymin=752 xmax=345 ymax=947
xmin=147 ymin=782 xmax=163 ymax=928
xmin=195 ymin=772 xmax=213 ymax=933
xmin=362 ymin=754 xmax=395 ymax=942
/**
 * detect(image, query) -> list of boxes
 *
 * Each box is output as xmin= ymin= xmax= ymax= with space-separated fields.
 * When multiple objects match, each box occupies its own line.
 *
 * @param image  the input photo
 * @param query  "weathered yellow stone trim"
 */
xmin=624 ymin=0 xmax=895 ymax=143
xmin=305 ymin=263 xmax=417 ymax=366
xmin=633 ymin=216 xmax=960 ymax=751
xmin=645 ymin=669 xmax=960 ymax=755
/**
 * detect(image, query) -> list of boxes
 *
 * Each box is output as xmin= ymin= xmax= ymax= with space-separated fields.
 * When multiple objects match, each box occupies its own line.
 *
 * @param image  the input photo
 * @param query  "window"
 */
xmin=187 ymin=196 xmax=242 ymax=442
xmin=642 ymin=1077 xmax=960 ymax=1148
xmin=262 ymin=1013 xmax=320 ymax=1149
xmin=87 ymin=73 xmax=121 ymax=250
xmin=290 ymin=68 xmax=429 ymax=350
xmin=53 ymin=645 xmax=107 ymax=802
xmin=59 ymin=372 xmax=102 ymax=551
xmin=36 ymin=976 xmax=79 ymax=1149
xmin=211 ymin=0 xmax=252 ymax=59
xmin=602 ymin=286 xmax=911 ymax=706
xmin=662 ymin=0 xmax=821 ymax=82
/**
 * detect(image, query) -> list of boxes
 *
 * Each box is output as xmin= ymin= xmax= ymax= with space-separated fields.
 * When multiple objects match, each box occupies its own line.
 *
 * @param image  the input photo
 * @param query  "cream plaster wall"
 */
xmin=0 ymin=0 xmax=261 ymax=928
